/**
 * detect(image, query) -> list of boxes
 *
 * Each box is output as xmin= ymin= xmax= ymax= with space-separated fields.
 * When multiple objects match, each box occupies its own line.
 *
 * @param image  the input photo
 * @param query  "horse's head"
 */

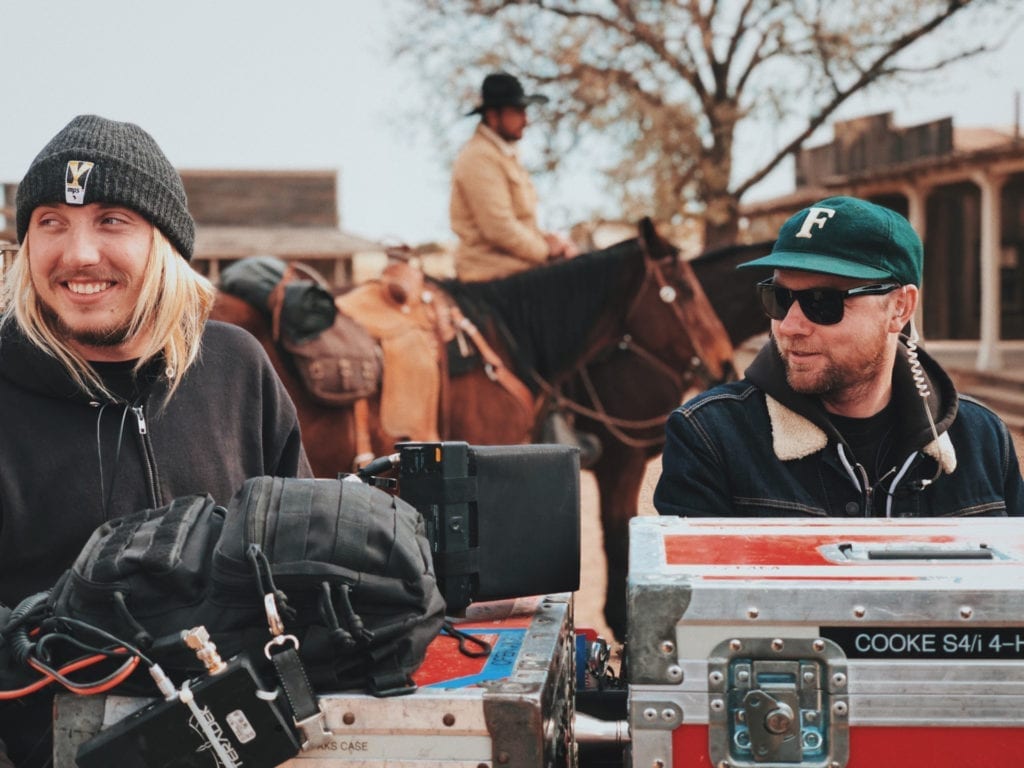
xmin=690 ymin=240 xmax=774 ymax=347
xmin=626 ymin=218 xmax=738 ymax=389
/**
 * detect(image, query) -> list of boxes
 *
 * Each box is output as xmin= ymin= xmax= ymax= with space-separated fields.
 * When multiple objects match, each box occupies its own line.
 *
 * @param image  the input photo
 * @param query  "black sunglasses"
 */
xmin=756 ymin=279 xmax=901 ymax=325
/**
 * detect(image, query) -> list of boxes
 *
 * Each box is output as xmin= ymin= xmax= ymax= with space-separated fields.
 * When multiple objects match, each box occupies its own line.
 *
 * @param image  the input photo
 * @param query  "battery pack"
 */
xmin=75 ymin=655 xmax=300 ymax=768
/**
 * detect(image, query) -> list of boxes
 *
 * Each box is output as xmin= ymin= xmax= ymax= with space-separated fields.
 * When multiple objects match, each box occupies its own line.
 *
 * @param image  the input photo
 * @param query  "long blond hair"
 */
xmin=0 ymin=228 xmax=215 ymax=402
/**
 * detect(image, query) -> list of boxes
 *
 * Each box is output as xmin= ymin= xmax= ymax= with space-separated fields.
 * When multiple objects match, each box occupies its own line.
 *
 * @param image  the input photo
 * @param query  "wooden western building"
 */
xmin=0 ymin=169 xmax=384 ymax=287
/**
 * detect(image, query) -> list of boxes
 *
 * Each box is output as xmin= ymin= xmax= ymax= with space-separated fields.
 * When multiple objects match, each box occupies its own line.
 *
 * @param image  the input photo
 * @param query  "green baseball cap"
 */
xmin=739 ymin=196 xmax=923 ymax=286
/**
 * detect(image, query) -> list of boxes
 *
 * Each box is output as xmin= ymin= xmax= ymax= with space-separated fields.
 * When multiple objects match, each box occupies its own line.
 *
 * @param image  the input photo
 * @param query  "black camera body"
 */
xmin=396 ymin=441 xmax=581 ymax=614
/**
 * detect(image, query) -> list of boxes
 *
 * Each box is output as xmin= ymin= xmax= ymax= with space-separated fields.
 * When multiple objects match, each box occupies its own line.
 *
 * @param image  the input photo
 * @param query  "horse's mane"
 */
xmin=690 ymin=239 xmax=775 ymax=266
xmin=441 ymin=239 xmax=645 ymax=383
xmin=690 ymin=239 xmax=774 ymax=346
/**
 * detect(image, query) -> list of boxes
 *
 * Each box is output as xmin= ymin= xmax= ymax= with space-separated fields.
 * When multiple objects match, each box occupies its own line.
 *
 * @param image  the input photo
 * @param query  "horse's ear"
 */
xmin=638 ymin=216 xmax=657 ymax=247
xmin=637 ymin=216 xmax=674 ymax=261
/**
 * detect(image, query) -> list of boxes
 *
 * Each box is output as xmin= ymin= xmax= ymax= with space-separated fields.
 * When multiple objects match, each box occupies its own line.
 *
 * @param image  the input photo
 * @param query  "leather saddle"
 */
xmin=220 ymin=255 xmax=533 ymax=453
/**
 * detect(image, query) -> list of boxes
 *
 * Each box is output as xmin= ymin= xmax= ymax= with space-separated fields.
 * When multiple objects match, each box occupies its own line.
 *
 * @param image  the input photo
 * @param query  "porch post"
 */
xmin=971 ymin=171 xmax=1005 ymax=370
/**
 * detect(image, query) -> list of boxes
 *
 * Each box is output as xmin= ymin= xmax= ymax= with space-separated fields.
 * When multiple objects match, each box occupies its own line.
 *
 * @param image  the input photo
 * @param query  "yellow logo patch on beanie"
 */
xmin=64 ymin=160 xmax=95 ymax=204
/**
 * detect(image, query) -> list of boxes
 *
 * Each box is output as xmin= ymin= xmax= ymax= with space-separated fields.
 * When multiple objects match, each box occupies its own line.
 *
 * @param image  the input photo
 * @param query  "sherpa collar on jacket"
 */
xmin=746 ymin=338 xmax=959 ymax=476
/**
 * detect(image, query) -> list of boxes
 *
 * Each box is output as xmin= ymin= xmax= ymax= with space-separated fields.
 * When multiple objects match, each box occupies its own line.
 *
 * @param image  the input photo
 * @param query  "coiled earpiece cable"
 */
xmin=906 ymin=318 xmax=942 ymax=488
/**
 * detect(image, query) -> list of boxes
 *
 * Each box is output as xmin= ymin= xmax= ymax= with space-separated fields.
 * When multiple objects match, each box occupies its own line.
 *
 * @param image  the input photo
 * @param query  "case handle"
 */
xmin=838 ymin=542 xmax=995 ymax=560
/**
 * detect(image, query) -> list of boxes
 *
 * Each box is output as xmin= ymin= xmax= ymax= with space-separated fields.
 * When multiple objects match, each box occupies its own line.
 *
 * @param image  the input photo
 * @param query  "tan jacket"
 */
xmin=450 ymin=124 xmax=550 ymax=281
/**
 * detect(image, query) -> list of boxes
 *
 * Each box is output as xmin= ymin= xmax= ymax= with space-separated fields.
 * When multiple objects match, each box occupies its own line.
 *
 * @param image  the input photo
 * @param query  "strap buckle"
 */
xmin=293 ymin=703 xmax=333 ymax=750
xmin=266 ymin=637 xmax=332 ymax=750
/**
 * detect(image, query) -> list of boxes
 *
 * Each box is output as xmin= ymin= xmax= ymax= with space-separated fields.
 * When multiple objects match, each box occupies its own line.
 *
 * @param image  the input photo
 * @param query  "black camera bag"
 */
xmin=45 ymin=477 xmax=445 ymax=696
xmin=210 ymin=476 xmax=446 ymax=694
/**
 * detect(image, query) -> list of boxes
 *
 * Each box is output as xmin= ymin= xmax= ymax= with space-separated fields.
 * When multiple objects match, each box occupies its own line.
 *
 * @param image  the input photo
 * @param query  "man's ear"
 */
xmin=892 ymin=285 xmax=919 ymax=332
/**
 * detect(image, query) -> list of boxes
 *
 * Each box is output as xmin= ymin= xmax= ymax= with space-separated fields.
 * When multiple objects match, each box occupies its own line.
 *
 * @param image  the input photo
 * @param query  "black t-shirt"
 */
xmin=827 ymin=401 xmax=899 ymax=484
xmin=89 ymin=358 xmax=163 ymax=403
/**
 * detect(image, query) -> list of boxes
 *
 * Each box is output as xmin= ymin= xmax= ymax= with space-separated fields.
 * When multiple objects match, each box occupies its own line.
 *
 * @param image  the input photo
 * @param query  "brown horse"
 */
xmin=553 ymin=239 xmax=773 ymax=637
xmin=211 ymin=220 xmax=737 ymax=639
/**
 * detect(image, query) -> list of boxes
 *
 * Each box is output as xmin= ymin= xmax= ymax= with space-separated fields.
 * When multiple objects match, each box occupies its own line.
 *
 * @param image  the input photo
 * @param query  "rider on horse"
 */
xmin=450 ymin=72 xmax=578 ymax=282
xmin=451 ymin=72 xmax=602 ymax=463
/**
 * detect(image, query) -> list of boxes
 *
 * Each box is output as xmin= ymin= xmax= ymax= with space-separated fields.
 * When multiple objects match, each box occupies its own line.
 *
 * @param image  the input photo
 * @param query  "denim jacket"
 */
xmin=654 ymin=339 xmax=1024 ymax=518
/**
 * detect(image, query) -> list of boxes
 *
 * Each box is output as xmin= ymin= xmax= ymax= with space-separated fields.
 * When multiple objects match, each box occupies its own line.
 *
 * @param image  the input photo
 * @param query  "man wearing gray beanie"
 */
xmin=0 ymin=115 xmax=312 ymax=767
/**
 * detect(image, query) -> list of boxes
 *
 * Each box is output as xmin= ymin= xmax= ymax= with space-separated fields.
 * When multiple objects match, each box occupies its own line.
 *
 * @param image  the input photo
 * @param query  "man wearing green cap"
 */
xmin=450 ymin=72 xmax=578 ymax=282
xmin=0 ymin=114 xmax=312 ymax=767
xmin=655 ymin=195 xmax=1023 ymax=518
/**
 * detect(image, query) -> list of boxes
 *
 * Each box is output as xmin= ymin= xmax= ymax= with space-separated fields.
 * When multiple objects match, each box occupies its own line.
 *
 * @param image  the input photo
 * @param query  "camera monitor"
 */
xmin=395 ymin=442 xmax=581 ymax=613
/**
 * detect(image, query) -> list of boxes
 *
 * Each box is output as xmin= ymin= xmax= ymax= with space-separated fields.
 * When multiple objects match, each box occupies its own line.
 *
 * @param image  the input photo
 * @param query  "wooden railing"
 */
xmin=1 ymin=181 xmax=17 ymax=281
xmin=1 ymin=182 xmax=15 ymax=244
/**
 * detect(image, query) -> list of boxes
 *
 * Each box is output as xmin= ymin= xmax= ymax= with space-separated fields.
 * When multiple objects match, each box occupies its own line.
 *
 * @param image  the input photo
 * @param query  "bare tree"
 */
xmin=395 ymin=0 xmax=1018 ymax=246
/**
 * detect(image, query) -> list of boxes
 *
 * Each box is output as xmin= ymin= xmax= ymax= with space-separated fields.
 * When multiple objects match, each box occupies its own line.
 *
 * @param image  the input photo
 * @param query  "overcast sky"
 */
xmin=2 ymin=1 xmax=1022 ymax=245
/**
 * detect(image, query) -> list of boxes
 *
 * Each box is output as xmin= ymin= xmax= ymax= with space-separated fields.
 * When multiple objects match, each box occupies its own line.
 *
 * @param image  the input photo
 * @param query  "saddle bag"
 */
xmin=268 ymin=267 xmax=383 ymax=408
xmin=220 ymin=256 xmax=382 ymax=407
xmin=42 ymin=478 xmax=445 ymax=697
xmin=277 ymin=301 xmax=383 ymax=407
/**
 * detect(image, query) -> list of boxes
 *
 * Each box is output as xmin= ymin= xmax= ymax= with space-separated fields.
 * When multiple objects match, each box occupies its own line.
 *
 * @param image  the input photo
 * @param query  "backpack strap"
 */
xmin=262 ymin=587 xmax=331 ymax=750
xmin=365 ymin=649 xmax=417 ymax=697
xmin=268 ymin=638 xmax=332 ymax=750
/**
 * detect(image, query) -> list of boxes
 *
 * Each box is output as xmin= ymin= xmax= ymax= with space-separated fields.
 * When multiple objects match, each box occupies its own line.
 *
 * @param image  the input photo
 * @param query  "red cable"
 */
xmin=0 ymin=652 xmax=140 ymax=699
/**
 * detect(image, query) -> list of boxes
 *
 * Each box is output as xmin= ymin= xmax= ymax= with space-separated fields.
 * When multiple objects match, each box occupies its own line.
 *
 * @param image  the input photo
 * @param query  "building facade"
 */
xmin=0 ymin=170 xmax=384 ymax=289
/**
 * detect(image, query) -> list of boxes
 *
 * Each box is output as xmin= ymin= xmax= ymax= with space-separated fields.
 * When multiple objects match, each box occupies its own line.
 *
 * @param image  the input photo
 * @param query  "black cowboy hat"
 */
xmin=466 ymin=72 xmax=549 ymax=116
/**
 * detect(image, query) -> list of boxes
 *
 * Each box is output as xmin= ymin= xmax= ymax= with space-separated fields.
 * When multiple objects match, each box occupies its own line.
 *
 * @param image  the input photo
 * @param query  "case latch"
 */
xmin=707 ymin=637 xmax=849 ymax=768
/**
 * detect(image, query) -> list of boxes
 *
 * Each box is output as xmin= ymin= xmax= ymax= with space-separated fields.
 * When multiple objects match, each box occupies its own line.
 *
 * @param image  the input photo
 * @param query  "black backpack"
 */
xmin=211 ymin=475 xmax=447 ymax=693
xmin=41 ymin=476 xmax=446 ymax=696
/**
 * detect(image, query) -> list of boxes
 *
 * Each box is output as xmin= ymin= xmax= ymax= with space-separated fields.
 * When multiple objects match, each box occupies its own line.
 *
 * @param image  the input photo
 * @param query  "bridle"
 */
xmin=532 ymin=245 xmax=728 ymax=449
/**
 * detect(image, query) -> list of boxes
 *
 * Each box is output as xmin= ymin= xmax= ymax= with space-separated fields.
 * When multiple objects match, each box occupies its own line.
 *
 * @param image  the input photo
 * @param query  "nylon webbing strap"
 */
xmin=272 ymin=480 xmax=313 ymax=563
xmin=332 ymin=482 xmax=372 ymax=573
xmin=433 ymin=548 xmax=480 ymax=576
xmin=92 ymin=496 xmax=203 ymax=581
xmin=367 ymin=651 xmax=417 ymax=697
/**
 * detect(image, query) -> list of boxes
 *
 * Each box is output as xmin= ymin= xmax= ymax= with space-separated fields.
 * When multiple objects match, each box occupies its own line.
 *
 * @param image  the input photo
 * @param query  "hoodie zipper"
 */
xmin=132 ymin=405 xmax=147 ymax=435
xmin=132 ymin=402 xmax=160 ymax=507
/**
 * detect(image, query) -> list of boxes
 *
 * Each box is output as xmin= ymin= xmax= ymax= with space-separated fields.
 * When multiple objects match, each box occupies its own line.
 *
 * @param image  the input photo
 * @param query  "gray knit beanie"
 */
xmin=16 ymin=114 xmax=195 ymax=260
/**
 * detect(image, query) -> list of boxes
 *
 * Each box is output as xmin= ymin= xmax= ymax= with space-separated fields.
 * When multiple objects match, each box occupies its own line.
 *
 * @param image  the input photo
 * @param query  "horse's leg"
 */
xmin=590 ymin=442 xmax=650 ymax=643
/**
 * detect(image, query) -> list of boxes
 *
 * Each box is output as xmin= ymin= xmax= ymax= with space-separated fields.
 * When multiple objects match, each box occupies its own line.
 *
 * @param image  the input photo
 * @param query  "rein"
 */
xmin=532 ymin=347 xmax=708 ymax=449
xmin=531 ymin=250 xmax=720 ymax=449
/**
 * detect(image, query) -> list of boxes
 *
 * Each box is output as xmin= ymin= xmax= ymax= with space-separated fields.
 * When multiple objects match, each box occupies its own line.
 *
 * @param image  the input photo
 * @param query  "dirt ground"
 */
xmin=573 ymin=457 xmax=660 ymax=651
xmin=572 ymin=427 xmax=1024 ymax=658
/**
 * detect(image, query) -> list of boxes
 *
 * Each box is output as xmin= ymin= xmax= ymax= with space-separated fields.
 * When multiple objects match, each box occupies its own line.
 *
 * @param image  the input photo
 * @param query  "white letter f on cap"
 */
xmin=795 ymin=206 xmax=836 ymax=239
